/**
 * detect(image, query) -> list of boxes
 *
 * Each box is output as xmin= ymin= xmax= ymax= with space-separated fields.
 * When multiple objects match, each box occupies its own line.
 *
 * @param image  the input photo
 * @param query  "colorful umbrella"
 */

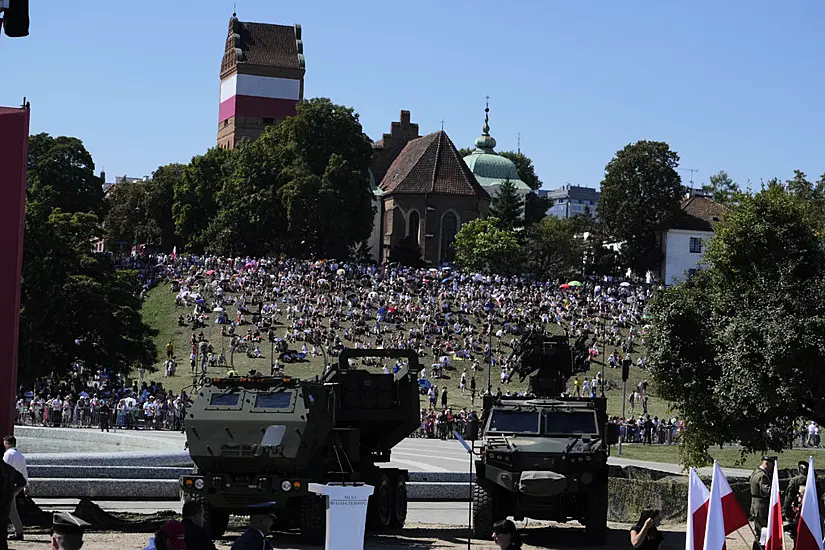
xmin=559 ymin=283 xmax=570 ymax=289
xmin=567 ymin=281 xmax=583 ymax=287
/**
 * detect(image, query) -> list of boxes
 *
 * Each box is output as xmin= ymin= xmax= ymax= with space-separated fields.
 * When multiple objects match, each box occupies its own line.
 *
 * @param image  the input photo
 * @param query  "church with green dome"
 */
xmin=462 ymin=103 xmax=532 ymax=200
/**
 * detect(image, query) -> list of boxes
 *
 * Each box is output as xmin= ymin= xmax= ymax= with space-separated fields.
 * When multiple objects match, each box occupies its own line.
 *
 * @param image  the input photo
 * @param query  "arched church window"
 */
xmin=408 ymin=211 xmax=420 ymax=245
xmin=440 ymin=211 xmax=459 ymax=263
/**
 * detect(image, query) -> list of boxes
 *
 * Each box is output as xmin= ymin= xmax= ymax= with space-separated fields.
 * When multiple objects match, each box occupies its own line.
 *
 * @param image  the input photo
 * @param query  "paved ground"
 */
xmin=30 ymin=427 xmax=750 ymax=477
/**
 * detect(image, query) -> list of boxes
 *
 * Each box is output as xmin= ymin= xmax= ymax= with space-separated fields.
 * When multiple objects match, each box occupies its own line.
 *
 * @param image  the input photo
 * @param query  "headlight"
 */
xmin=194 ymin=479 xmax=205 ymax=490
xmin=281 ymin=480 xmax=292 ymax=492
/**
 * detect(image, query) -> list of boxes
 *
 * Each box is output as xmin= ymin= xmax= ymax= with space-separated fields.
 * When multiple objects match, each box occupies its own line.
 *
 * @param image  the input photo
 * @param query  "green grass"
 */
xmin=616 ymin=443 xmax=825 ymax=470
xmin=138 ymin=284 xmax=672 ymax=417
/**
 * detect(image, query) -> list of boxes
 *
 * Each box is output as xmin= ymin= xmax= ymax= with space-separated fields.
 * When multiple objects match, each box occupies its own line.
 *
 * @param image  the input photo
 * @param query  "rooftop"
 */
xmin=671 ymin=195 xmax=728 ymax=232
xmin=379 ymin=131 xmax=490 ymax=199
xmin=221 ymin=15 xmax=305 ymax=77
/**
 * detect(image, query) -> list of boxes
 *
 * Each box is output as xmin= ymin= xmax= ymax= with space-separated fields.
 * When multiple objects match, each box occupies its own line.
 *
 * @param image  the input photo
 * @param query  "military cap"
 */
xmin=799 ymin=460 xmax=808 ymax=469
xmin=247 ymin=501 xmax=277 ymax=517
xmin=762 ymin=456 xmax=777 ymax=464
xmin=52 ymin=511 xmax=90 ymax=535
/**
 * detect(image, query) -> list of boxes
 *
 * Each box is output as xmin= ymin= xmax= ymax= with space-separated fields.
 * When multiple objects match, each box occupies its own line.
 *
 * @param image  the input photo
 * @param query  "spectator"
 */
xmin=2 ymin=436 xmax=27 ymax=542
xmin=630 ymin=509 xmax=663 ymax=550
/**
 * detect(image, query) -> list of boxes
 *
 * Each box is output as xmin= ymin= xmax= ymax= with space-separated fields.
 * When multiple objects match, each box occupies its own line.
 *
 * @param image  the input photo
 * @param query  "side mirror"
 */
xmin=466 ymin=419 xmax=480 ymax=442
xmin=261 ymin=425 xmax=286 ymax=447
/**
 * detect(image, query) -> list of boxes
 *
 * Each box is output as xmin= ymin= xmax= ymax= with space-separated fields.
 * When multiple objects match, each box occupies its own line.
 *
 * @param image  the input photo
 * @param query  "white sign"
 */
xmin=308 ymin=482 xmax=374 ymax=550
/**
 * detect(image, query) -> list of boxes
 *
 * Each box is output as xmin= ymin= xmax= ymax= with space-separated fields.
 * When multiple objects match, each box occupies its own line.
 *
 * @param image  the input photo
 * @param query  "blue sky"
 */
xmin=3 ymin=0 xmax=825 ymax=190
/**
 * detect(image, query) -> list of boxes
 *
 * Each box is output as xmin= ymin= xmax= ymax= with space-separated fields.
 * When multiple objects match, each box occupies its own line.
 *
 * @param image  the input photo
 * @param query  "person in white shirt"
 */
xmin=3 ymin=435 xmax=27 ymax=541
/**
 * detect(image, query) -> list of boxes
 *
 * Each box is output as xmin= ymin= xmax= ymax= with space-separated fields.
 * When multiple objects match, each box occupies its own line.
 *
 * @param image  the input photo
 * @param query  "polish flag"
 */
xmin=686 ymin=468 xmax=710 ymax=550
xmin=796 ymin=456 xmax=823 ymax=550
xmin=171 ymin=246 xmax=177 ymax=260
xmin=704 ymin=461 xmax=750 ymax=550
xmin=766 ymin=458 xmax=785 ymax=550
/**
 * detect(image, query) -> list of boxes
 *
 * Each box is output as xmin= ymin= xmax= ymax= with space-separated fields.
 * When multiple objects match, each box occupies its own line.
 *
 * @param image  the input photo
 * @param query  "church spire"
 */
xmin=474 ymin=96 xmax=496 ymax=153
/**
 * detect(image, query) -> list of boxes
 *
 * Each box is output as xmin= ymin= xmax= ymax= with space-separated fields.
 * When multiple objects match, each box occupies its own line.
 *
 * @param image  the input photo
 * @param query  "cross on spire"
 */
xmin=441 ymin=119 xmax=444 ymax=131
xmin=482 ymin=96 xmax=490 ymax=136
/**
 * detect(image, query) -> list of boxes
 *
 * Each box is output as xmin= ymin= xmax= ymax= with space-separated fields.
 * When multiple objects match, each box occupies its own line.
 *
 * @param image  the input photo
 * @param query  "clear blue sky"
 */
xmin=3 ymin=0 xmax=825 ymax=190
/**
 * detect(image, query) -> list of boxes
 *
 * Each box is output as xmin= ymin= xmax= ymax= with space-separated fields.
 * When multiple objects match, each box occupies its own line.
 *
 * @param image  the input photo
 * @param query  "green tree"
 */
xmin=646 ymin=185 xmax=825 ymax=466
xmin=499 ymin=151 xmax=542 ymax=191
xmin=173 ymin=147 xmax=234 ymax=254
xmin=453 ymin=217 xmax=522 ymax=274
xmin=523 ymin=192 xmax=551 ymax=225
xmin=144 ymin=164 xmax=184 ymax=250
xmin=27 ymin=133 xmax=104 ymax=215
xmin=702 ymin=170 xmax=743 ymax=206
xmin=522 ymin=216 xmax=584 ymax=279
xmin=206 ymin=98 xmax=375 ymax=259
xmin=103 ymin=180 xmax=147 ymax=245
xmin=458 ymin=147 xmax=473 ymax=158
xmin=786 ymin=169 xmax=814 ymax=200
xmin=388 ymin=236 xmax=423 ymax=267
xmin=597 ymin=140 xmax=684 ymax=276
xmin=489 ymin=178 xmax=523 ymax=229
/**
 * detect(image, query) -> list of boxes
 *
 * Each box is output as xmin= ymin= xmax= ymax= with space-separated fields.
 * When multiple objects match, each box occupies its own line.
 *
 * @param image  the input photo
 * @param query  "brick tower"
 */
xmin=217 ymin=13 xmax=306 ymax=149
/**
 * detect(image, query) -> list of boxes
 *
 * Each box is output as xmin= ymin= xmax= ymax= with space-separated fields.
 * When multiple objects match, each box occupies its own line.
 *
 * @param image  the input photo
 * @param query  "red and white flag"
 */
xmin=171 ymin=246 xmax=177 ymax=260
xmin=796 ymin=456 xmax=823 ymax=550
xmin=766 ymin=458 xmax=785 ymax=550
xmin=704 ymin=461 xmax=750 ymax=550
xmin=687 ymin=468 xmax=710 ymax=550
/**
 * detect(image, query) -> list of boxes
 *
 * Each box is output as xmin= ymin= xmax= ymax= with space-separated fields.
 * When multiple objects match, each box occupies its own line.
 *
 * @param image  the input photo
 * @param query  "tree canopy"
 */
xmin=702 ymin=170 xmax=743 ymax=206
xmin=489 ymin=178 xmax=523 ymax=230
xmin=646 ymin=183 xmax=825 ymax=466
xmin=453 ymin=218 xmax=522 ymax=275
xmin=597 ymin=140 xmax=684 ymax=276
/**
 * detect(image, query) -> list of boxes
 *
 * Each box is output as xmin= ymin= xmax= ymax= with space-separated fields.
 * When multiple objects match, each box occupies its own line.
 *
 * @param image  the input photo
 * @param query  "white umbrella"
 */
xmin=213 ymin=306 xmax=224 ymax=312
xmin=337 ymin=268 xmax=345 ymax=276
xmin=619 ymin=282 xmax=631 ymax=287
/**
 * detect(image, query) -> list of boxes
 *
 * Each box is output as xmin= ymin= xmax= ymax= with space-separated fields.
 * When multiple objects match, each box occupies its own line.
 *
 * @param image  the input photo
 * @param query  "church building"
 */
xmin=369 ymin=111 xmax=490 ymax=265
xmin=217 ymin=14 xmax=306 ymax=149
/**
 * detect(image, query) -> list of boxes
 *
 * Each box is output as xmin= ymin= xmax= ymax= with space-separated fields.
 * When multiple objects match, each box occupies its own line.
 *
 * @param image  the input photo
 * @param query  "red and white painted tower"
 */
xmin=217 ymin=13 xmax=305 ymax=149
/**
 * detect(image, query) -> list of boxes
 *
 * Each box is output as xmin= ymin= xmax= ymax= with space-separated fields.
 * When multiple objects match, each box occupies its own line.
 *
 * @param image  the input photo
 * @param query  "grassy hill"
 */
xmin=138 ymin=284 xmax=672 ymax=418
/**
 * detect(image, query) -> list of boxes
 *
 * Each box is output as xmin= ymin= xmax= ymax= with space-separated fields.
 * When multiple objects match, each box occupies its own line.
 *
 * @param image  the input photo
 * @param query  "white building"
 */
xmin=660 ymin=195 xmax=727 ymax=285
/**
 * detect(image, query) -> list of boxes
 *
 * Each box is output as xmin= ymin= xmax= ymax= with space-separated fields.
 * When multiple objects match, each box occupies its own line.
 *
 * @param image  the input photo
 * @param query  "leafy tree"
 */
xmin=144 ymin=164 xmax=183 ymax=250
xmin=173 ymin=147 xmax=234 ymax=254
xmin=388 ymin=236 xmax=423 ymax=267
xmin=27 ymin=133 xmax=104 ymax=215
xmin=489 ymin=178 xmax=523 ymax=229
xmin=597 ymin=140 xmax=684 ymax=276
xmin=522 ymin=216 xmax=584 ymax=279
xmin=204 ymin=99 xmax=375 ymax=259
xmin=458 ymin=147 xmax=473 ymax=158
xmin=524 ymin=192 xmax=551 ymax=225
xmin=786 ymin=169 xmax=814 ymax=200
xmin=453 ymin=217 xmax=522 ymax=274
xmin=702 ymin=170 xmax=743 ymax=206
xmin=103 ymin=180 xmax=147 ymax=245
xmin=646 ymin=184 xmax=825 ymax=466
xmin=499 ymin=151 xmax=542 ymax=191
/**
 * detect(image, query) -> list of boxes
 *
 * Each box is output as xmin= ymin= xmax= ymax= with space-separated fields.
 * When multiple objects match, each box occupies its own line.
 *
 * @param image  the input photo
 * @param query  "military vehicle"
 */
xmin=471 ymin=332 xmax=616 ymax=544
xmin=179 ymin=349 xmax=421 ymax=539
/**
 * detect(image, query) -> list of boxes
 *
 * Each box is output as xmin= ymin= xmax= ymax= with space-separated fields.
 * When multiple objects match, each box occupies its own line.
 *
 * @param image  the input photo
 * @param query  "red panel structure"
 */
xmin=0 ymin=106 xmax=30 ymax=437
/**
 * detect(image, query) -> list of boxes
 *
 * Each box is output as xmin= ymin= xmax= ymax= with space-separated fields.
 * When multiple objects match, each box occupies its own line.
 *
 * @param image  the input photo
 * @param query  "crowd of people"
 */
xmin=14 ymin=252 xmax=670 ymax=438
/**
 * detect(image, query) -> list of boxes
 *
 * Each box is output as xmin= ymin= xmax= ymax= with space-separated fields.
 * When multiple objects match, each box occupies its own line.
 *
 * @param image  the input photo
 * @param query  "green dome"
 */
xmin=462 ymin=102 xmax=531 ymax=193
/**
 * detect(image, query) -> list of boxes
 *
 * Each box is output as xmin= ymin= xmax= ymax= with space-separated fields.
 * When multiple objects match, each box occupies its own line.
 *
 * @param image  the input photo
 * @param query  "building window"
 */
xmin=262 ymin=117 xmax=274 ymax=125
xmin=687 ymin=268 xmax=697 ymax=277
xmin=408 ymin=210 xmax=420 ymax=244
xmin=689 ymin=237 xmax=703 ymax=254
xmin=440 ymin=212 xmax=459 ymax=263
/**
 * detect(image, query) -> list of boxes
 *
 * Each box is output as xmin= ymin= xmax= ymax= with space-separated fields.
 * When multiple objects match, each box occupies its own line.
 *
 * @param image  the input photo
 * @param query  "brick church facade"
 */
xmin=369 ymin=111 xmax=490 ymax=265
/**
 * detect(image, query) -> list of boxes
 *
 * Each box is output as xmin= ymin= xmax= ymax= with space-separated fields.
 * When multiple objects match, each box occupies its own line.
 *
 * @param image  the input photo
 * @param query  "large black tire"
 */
xmin=390 ymin=475 xmax=407 ymax=528
xmin=584 ymin=485 xmax=608 ymax=545
xmin=472 ymin=483 xmax=495 ymax=540
xmin=367 ymin=473 xmax=392 ymax=530
xmin=202 ymin=503 xmax=230 ymax=539
xmin=300 ymin=495 xmax=326 ymax=543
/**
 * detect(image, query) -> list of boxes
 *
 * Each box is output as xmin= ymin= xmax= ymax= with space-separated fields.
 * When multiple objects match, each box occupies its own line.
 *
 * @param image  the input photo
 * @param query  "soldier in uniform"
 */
xmin=50 ymin=511 xmax=89 ymax=550
xmin=784 ymin=461 xmax=809 ymax=522
xmin=750 ymin=456 xmax=775 ymax=549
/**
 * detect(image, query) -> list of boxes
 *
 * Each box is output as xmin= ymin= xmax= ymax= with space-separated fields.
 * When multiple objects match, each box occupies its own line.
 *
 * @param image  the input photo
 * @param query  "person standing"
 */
xmin=629 ymin=509 xmax=663 ymax=550
xmin=231 ymin=512 xmax=274 ymax=550
xmin=0 ymin=458 xmax=26 ymax=550
xmin=750 ymin=456 xmax=774 ymax=548
xmin=98 ymin=400 xmax=111 ymax=432
xmin=2 ymin=436 xmax=26 ymax=542
xmin=181 ymin=501 xmax=216 ymax=550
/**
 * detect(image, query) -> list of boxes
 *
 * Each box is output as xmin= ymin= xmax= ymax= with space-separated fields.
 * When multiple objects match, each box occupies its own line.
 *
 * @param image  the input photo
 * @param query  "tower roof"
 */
xmin=380 ymin=131 xmax=491 ymax=199
xmin=462 ymin=101 xmax=531 ymax=193
xmin=221 ymin=16 xmax=305 ymax=77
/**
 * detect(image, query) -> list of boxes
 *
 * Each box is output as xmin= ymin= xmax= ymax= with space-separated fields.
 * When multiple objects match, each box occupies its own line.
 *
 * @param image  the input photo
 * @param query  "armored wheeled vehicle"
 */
xmin=180 ymin=349 xmax=421 ymax=539
xmin=472 ymin=332 xmax=616 ymax=544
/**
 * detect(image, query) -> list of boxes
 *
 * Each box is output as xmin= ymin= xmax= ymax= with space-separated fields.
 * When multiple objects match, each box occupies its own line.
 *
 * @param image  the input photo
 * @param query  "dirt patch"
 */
xmin=13 ymin=521 xmax=775 ymax=550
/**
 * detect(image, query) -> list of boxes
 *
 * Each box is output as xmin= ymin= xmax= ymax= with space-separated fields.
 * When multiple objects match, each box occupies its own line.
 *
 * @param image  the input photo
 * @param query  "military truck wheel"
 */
xmin=472 ymin=483 xmax=495 ymax=539
xmin=584 ymin=485 xmax=608 ymax=545
xmin=367 ymin=473 xmax=392 ymax=529
xmin=202 ymin=504 xmax=229 ymax=539
xmin=390 ymin=476 xmax=407 ymax=528
xmin=300 ymin=495 xmax=326 ymax=543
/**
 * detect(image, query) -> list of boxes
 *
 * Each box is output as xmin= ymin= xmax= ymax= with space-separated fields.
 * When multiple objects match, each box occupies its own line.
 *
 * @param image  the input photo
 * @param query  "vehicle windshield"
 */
xmin=209 ymin=392 xmax=241 ymax=407
xmin=254 ymin=391 xmax=293 ymax=409
xmin=544 ymin=411 xmax=599 ymax=435
xmin=488 ymin=410 xmax=540 ymax=434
